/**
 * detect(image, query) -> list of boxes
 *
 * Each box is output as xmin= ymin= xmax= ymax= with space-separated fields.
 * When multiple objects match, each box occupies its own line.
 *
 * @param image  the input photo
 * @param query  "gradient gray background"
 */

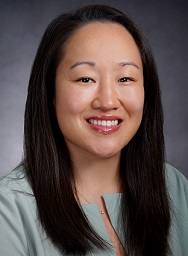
xmin=0 ymin=0 xmax=187 ymax=178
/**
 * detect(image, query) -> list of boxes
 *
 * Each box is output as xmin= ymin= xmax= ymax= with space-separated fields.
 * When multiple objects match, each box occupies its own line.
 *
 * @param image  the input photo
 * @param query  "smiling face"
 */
xmin=54 ymin=22 xmax=144 ymax=160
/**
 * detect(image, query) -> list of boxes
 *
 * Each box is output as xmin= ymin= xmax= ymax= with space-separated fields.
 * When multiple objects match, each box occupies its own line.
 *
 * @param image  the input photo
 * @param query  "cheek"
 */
xmin=55 ymin=86 xmax=92 ymax=117
xmin=121 ymin=86 xmax=144 ymax=114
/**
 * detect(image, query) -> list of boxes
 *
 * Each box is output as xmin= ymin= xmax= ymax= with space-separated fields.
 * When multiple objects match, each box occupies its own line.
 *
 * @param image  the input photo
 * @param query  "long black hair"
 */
xmin=24 ymin=4 xmax=171 ymax=256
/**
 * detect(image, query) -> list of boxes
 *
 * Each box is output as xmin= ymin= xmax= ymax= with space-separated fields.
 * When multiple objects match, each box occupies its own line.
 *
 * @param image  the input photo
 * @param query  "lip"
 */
xmin=87 ymin=115 xmax=121 ymax=121
xmin=86 ymin=115 xmax=122 ymax=134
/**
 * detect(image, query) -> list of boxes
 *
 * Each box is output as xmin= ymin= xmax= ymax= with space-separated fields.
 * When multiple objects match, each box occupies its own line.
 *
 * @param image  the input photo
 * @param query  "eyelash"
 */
xmin=118 ymin=77 xmax=133 ymax=82
xmin=77 ymin=77 xmax=94 ymax=83
xmin=76 ymin=77 xmax=134 ymax=83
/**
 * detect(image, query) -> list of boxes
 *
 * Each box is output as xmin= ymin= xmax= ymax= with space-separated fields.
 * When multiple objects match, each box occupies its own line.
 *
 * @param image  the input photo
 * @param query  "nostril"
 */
xmin=91 ymin=94 xmax=120 ymax=111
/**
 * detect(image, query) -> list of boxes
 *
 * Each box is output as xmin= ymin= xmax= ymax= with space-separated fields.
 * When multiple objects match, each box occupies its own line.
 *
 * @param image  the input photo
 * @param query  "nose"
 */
xmin=91 ymin=79 xmax=120 ymax=111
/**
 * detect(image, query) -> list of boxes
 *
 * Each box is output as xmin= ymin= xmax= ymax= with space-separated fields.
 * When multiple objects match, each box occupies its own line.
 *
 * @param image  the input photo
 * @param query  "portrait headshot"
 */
xmin=0 ymin=1 xmax=188 ymax=256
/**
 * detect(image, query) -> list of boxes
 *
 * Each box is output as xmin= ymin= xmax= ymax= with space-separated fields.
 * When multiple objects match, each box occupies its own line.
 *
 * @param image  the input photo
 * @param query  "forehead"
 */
xmin=62 ymin=22 xmax=142 ymax=68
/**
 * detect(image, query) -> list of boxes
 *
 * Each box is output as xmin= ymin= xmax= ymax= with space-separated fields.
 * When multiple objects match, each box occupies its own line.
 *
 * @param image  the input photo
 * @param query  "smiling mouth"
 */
xmin=87 ymin=119 xmax=122 ymax=127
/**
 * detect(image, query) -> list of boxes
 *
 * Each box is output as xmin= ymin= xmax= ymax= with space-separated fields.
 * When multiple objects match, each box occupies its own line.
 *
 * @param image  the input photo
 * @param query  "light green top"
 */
xmin=0 ymin=164 xmax=188 ymax=255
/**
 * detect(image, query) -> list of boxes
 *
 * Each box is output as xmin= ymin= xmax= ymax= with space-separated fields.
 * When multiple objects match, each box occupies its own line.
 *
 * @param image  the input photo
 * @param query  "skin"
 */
xmin=55 ymin=22 xmax=144 ymax=161
xmin=55 ymin=21 xmax=144 ymax=190
xmin=54 ymin=22 xmax=144 ymax=256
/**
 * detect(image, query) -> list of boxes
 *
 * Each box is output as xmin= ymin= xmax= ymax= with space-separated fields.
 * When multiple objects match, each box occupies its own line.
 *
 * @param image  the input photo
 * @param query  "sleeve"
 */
xmin=174 ymin=174 xmax=188 ymax=255
xmin=0 ymin=192 xmax=28 ymax=256
xmin=166 ymin=164 xmax=188 ymax=255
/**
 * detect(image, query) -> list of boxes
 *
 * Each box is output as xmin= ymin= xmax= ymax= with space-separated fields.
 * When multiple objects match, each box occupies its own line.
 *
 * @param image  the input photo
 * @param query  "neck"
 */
xmin=71 ymin=150 xmax=122 ymax=201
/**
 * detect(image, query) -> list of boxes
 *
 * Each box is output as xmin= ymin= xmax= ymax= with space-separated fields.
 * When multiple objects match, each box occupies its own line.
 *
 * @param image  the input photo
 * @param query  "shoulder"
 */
xmin=0 ymin=164 xmax=32 ymax=196
xmin=165 ymin=163 xmax=188 ymax=194
xmin=0 ymin=164 xmax=35 ymax=226
xmin=165 ymin=164 xmax=188 ymax=255
xmin=0 ymin=166 xmax=47 ymax=255
xmin=165 ymin=163 xmax=188 ymax=212
xmin=0 ymin=167 xmax=67 ymax=255
xmin=0 ymin=164 xmax=35 ymax=225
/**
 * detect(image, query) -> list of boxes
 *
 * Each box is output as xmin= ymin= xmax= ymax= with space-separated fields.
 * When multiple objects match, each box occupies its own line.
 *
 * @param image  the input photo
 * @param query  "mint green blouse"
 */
xmin=0 ymin=164 xmax=188 ymax=255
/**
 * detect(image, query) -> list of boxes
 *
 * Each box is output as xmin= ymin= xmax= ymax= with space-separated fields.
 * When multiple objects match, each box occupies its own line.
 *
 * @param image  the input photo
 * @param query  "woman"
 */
xmin=0 ymin=4 xmax=188 ymax=256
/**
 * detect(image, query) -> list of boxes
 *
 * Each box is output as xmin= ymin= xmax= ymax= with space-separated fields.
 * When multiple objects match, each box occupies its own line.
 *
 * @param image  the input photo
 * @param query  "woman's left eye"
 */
xmin=118 ymin=77 xmax=132 ymax=82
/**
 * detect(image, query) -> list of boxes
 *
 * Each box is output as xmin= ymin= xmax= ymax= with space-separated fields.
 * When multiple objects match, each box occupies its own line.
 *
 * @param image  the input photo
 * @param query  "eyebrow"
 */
xmin=118 ymin=61 xmax=139 ymax=69
xmin=70 ymin=61 xmax=96 ymax=69
xmin=69 ymin=61 xmax=139 ymax=70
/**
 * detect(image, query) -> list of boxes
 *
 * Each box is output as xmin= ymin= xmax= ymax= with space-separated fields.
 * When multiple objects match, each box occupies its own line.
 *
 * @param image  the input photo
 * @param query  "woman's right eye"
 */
xmin=77 ymin=77 xmax=93 ymax=83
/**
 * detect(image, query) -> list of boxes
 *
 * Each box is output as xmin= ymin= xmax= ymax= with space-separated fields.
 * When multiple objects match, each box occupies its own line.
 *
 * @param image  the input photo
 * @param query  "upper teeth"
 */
xmin=88 ymin=119 xmax=119 ymax=126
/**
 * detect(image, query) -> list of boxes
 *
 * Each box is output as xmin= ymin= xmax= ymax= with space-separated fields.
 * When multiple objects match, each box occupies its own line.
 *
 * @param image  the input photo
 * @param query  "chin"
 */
xmin=91 ymin=147 xmax=121 ymax=159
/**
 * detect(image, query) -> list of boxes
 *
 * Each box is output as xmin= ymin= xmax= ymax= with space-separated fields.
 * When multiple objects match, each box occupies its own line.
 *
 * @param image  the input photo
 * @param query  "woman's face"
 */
xmin=54 ymin=22 xmax=144 ymax=159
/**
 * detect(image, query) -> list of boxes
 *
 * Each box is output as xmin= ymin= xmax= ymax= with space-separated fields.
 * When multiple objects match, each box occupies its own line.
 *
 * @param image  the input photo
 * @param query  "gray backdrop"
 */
xmin=0 ymin=0 xmax=188 ymax=178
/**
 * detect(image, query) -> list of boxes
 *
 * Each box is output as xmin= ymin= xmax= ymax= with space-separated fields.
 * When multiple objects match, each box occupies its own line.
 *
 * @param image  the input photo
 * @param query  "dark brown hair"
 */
xmin=24 ymin=4 xmax=171 ymax=255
